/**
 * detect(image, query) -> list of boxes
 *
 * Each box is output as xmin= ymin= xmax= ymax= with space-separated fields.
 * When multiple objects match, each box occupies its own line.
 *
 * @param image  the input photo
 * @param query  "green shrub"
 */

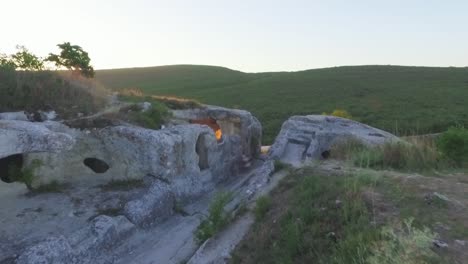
xmin=195 ymin=192 xmax=233 ymax=243
xmin=436 ymin=127 xmax=468 ymax=166
xmin=130 ymin=102 xmax=169 ymax=129
xmin=254 ymin=196 xmax=271 ymax=222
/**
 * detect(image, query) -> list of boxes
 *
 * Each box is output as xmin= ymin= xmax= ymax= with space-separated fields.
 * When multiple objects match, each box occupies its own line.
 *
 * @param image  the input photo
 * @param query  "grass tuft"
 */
xmin=195 ymin=192 xmax=233 ymax=243
xmin=254 ymin=196 xmax=271 ymax=222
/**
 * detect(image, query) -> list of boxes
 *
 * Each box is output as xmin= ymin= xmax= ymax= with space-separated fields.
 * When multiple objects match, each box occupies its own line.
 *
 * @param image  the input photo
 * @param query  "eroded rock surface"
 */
xmin=0 ymin=120 xmax=75 ymax=159
xmin=269 ymin=115 xmax=399 ymax=165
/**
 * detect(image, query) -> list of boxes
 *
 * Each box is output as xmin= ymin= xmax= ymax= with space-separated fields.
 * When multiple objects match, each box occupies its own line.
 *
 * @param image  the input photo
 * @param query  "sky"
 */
xmin=1 ymin=0 xmax=467 ymax=72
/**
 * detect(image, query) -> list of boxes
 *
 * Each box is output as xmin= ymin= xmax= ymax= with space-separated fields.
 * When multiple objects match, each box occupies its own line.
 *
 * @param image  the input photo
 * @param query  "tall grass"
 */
xmin=195 ymin=192 xmax=233 ymax=243
xmin=231 ymin=169 xmax=443 ymax=264
xmin=330 ymin=137 xmax=448 ymax=172
xmin=0 ymin=70 xmax=109 ymax=118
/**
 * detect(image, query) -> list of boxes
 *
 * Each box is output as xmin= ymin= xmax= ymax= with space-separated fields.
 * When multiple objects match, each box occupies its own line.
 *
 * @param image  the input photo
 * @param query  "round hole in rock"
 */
xmin=0 ymin=154 xmax=24 ymax=183
xmin=83 ymin=158 xmax=110 ymax=173
xmin=321 ymin=150 xmax=330 ymax=159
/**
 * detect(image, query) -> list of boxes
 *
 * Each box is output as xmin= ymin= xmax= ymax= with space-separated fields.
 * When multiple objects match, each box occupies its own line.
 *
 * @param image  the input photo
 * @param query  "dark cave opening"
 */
xmin=83 ymin=158 xmax=110 ymax=173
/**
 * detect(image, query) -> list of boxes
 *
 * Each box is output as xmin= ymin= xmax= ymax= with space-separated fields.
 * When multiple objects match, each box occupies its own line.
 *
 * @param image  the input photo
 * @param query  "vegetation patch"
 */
xmin=254 ymin=195 xmax=271 ymax=222
xmin=231 ymin=168 xmax=445 ymax=264
xmin=128 ymin=102 xmax=169 ymax=129
xmin=118 ymin=88 xmax=203 ymax=110
xmin=97 ymin=65 xmax=468 ymax=144
xmin=195 ymin=192 xmax=233 ymax=243
xmin=436 ymin=127 xmax=468 ymax=167
xmin=31 ymin=180 xmax=65 ymax=194
xmin=273 ymin=160 xmax=289 ymax=172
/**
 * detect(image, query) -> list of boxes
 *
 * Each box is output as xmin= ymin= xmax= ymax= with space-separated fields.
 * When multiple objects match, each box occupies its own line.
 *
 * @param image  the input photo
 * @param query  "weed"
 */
xmin=195 ymin=192 xmax=233 ymax=243
xmin=254 ymin=196 xmax=271 ymax=222
xmin=173 ymin=201 xmax=189 ymax=216
xmin=31 ymin=180 xmax=64 ymax=193
xmin=367 ymin=218 xmax=437 ymax=264
xmin=274 ymin=160 xmax=289 ymax=172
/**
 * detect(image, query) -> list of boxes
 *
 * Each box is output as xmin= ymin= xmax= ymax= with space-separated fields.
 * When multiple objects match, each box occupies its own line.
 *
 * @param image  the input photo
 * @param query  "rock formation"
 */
xmin=269 ymin=115 xmax=399 ymax=165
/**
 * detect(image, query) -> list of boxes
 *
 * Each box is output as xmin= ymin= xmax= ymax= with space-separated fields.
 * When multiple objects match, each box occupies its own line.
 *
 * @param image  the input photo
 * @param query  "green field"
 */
xmin=96 ymin=65 xmax=468 ymax=144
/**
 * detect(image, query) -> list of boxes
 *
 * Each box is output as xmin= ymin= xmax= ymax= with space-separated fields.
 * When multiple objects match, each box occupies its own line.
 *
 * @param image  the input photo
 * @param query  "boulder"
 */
xmin=269 ymin=115 xmax=399 ymax=165
xmin=123 ymin=182 xmax=175 ymax=227
xmin=0 ymin=111 xmax=29 ymax=121
xmin=0 ymin=120 xmax=75 ymax=159
xmin=16 ymin=236 xmax=73 ymax=264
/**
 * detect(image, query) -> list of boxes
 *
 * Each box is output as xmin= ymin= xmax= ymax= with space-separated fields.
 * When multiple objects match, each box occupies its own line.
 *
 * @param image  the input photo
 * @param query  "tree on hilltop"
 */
xmin=46 ymin=42 xmax=95 ymax=78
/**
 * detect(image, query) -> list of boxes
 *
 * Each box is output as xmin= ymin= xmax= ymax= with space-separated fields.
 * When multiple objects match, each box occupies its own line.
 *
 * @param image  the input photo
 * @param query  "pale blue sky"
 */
xmin=2 ymin=0 xmax=467 ymax=72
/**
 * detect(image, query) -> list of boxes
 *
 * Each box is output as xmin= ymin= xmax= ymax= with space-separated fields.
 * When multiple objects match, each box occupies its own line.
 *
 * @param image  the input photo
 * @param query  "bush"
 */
xmin=436 ymin=127 xmax=468 ymax=166
xmin=130 ymin=102 xmax=169 ymax=129
xmin=195 ymin=192 xmax=232 ymax=243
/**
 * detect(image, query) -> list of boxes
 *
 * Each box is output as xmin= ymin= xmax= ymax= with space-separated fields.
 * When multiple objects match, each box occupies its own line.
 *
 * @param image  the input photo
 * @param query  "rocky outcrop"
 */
xmin=269 ymin=115 xmax=399 ymax=165
xmin=0 ymin=120 xmax=75 ymax=159
xmin=17 ymin=215 xmax=135 ymax=264
xmin=0 ymin=111 xmax=29 ymax=121
xmin=172 ymin=105 xmax=262 ymax=159
xmin=0 ymin=104 xmax=265 ymax=262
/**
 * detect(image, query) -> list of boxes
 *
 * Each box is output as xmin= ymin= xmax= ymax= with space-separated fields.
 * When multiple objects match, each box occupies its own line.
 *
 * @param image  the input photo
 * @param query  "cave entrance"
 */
xmin=190 ymin=118 xmax=222 ymax=141
xmin=83 ymin=158 xmax=110 ymax=173
xmin=0 ymin=154 xmax=24 ymax=183
xmin=196 ymin=134 xmax=209 ymax=171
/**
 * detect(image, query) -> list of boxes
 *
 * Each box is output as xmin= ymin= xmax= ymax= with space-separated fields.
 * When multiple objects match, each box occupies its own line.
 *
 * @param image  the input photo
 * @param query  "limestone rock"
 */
xmin=17 ymin=236 xmax=73 ymax=264
xmin=269 ymin=115 xmax=399 ymax=165
xmin=124 ymin=182 xmax=175 ymax=227
xmin=0 ymin=111 xmax=29 ymax=121
xmin=172 ymin=105 xmax=262 ymax=159
xmin=0 ymin=120 xmax=75 ymax=159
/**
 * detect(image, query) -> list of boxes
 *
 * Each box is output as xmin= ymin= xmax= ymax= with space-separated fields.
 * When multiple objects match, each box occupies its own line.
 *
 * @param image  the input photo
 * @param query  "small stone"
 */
xmin=433 ymin=192 xmax=450 ymax=202
xmin=433 ymin=239 xmax=449 ymax=248
xmin=455 ymin=240 xmax=466 ymax=246
xmin=335 ymin=199 xmax=342 ymax=207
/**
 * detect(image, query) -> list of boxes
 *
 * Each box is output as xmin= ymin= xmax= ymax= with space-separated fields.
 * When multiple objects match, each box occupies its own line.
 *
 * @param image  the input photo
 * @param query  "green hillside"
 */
xmin=96 ymin=65 xmax=468 ymax=144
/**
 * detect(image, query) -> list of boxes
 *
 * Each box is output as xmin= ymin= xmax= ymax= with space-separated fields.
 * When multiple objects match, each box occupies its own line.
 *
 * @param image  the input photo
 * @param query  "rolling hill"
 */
xmin=96 ymin=65 xmax=468 ymax=144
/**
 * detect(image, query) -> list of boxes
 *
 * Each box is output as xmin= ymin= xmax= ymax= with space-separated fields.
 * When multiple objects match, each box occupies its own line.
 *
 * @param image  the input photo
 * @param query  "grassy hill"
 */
xmin=96 ymin=65 xmax=468 ymax=144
